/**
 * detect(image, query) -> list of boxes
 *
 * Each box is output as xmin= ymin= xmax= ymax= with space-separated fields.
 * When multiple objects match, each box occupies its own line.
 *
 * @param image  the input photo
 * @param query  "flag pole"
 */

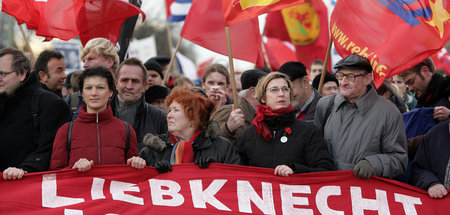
xmin=260 ymin=40 xmax=272 ymax=72
xmin=18 ymin=23 xmax=35 ymax=64
xmin=225 ymin=26 xmax=239 ymax=109
xmin=163 ymin=37 xmax=182 ymax=86
xmin=318 ymin=37 xmax=333 ymax=94
xmin=166 ymin=22 xmax=179 ymax=74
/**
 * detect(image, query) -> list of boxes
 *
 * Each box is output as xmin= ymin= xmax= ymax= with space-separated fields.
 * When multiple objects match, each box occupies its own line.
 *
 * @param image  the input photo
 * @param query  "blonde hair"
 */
xmin=255 ymin=72 xmax=293 ymax=104
xmin=81 ymin=38 xmax=120 ymax=72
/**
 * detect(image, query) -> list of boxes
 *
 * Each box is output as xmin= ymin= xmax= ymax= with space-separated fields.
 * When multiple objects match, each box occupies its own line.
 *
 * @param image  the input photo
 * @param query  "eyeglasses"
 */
xmin=335 ymin=72 xmax=365 ymax=82
xmin=404 ymin=73 xmax=417 ymax=86
xmin=267 ymin=86 xmax=290 ymax=94
xmin=0 ymin=71 xmax=15 ymax=79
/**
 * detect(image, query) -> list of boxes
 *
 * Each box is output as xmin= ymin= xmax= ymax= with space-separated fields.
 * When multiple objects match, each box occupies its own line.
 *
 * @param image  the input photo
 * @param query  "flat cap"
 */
xmin=334 ymin=54 xmax=372 ymax=73
xmin=241 ymin=69 xmax=268 ymax=90
xmin=278 ymin=61 xmax=307 ymax=81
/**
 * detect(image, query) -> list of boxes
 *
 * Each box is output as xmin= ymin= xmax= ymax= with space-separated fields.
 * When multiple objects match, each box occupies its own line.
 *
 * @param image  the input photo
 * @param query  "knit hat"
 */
xmin=144 ymin=85 xmax=170 ymax=104
xmin=334 ymin=54 xmax=373 ymax=73
xmin=241 ymin=69 xmax=268 ymax=90
xmin=151 ymin=56 xmax=171 ymax=67
xmin=278 ymin=61 xmax=307 ymax=81
xmin=144 ymin=59 xmax=163 ymax=79
xmin=312 ymin=72 xmax=339 ymax=90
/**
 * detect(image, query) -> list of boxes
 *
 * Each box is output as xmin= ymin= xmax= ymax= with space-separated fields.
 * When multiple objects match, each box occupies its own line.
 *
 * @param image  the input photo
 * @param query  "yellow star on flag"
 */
xmin=424 ymin=0 xmax=450 ymax=39
xmin=238 ymin=0 xmax=280 ymax=10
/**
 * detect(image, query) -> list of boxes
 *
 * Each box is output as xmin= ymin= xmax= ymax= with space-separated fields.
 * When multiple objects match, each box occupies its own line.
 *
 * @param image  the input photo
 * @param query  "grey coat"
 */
xmin=314 ymin=86 xmax=407 ymax=179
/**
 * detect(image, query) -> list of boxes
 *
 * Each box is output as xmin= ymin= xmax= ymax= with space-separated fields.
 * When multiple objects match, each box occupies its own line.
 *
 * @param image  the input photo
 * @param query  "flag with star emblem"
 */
xmin=330 ymin=0 xmax=450 ymax=88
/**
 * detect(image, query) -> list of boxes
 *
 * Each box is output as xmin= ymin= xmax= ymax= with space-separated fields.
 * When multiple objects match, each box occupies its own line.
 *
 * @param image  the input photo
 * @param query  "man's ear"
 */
xmin=364 ymin=72 xmax=373 ymax=85
xmin=19 ymin=69 xmax=27 ymax=82
xmin=201 ymin=81 xmax=206 ymax=90
xmin=420 ymin=66 xmax=432 ymax=78
xmin=38 ymin=71 xmax=47 ymax=82
xmin=302 ymin=77 xmax=309 ymax=88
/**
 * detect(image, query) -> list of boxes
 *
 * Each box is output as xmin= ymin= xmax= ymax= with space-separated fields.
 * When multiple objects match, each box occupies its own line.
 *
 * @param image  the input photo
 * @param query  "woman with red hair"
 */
xmin=140 ymin=86 xmax=239 ymax=172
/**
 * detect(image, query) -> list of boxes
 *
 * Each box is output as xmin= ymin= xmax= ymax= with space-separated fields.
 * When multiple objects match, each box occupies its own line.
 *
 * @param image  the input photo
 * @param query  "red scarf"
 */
xmin=171 ymin=131 xmax=201 ymax=164
xmin=252 ymin=104 xmax=294 ymax=142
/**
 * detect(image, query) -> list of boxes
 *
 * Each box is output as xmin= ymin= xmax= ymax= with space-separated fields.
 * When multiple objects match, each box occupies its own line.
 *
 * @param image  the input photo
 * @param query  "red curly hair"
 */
xmin=165 ymin=86 xmax=216 ymax=131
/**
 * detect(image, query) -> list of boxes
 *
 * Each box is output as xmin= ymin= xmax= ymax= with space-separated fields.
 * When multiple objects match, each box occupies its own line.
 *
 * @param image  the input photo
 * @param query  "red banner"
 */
xmin=1 ymin=0 xmax=145 ymax=45
xmin=330 ymin=0 xmax=450 ymax=88
xmin=1 ymin=164 xmax=449 ymax=214
xmin=222 ymin=0 xmax=305 ymax=25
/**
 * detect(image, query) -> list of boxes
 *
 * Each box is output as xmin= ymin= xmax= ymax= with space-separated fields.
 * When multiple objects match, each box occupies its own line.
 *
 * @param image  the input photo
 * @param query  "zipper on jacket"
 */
xmin=96 ymin=113 xmax=101 ymax=164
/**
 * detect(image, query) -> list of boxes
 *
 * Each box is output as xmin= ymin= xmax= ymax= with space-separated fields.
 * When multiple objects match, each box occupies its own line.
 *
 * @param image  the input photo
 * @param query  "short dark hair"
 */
xmin=202 ymin=64 xmax=230 ymax=84
xmin=116 ymin=57 xmax=147 ymax=83
xmin=0 ymin=47 xmax=31 ymax=75
xmin=399 ymin=57 xmax=435 ymax=78
xmin=310 ymin=59 xmax=324 ymax=68
xmin=79 ymin=66 xmax=116 ymax=93
xmin=35 ymin=50 xmax=64 ymax=75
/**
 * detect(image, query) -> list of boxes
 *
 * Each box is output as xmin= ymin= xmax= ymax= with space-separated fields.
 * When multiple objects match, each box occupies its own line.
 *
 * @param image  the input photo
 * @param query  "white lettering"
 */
xmin=394 ymin=193 xmax=422 ymax=215
xmin=149 ymin=179 xmax=184 ymax=207
xmin=64 ymin=209 xmax=83 ymax=215
xmin=42 ymin=174 xmax=85 ymax=208
xmin=189 ymin=179 xmax=231 ymax=211
xmin=237 ymin=181 xmax=275 ymax=214
xmin=316 ymin=186 xmax=344 ymax=215
xmin=280 ymin=184 xmax=313 ymax=215
xmin=110 ymin=180 xmax=143 ymax=205
xmin=351 ymin=187 xmax=390 ymax=215
xmin=91 ymin=178 xmax=105 ymax=200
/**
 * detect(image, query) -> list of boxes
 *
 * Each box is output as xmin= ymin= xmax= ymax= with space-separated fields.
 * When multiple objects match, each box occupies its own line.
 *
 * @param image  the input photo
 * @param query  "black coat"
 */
xmin=417 ymin=74 xmax=450 ymax=109
xmin=237 ymin=112 xmax=334 ymax=173
xmin=140 ymin=129 xmax=240 ymax=166
xmin=111 ymin=94 xmax=168 ymax=151
xmin=0 ymin=72 xmax=71 ymax=172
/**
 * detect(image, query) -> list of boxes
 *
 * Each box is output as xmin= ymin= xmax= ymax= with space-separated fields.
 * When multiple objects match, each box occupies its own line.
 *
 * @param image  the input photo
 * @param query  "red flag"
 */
xmin=264 ymin=0 xmax=330 ymax=70
xmin=1 ymin=0 xmax=145 ymax=46
xmin=264 ymin=37 xmax=298 ymax=70
xmin=330 ymin=0 xmax=450 ymax=88
xmin=222 ymin=0 xmax=305 ymax=25
xmin=181 ymin=0 xmax=265 ymax=67
xmin=431 ymin=48 xmax=450 ymax=75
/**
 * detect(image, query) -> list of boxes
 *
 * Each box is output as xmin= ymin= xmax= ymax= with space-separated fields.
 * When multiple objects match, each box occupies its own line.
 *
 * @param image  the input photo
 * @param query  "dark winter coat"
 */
xmin=140 ymin=122 xmax=240 ymax=166
xmin=237 ymin=112 xmax=334 ymax=173
xmin=0 ymin=72 xmax=71 ymax=172
xmin=417 ymin=74 xmax=450 ymax=109
xmin=50 ymin=105 xmax=138 ymax=170
xmin=111 ymin=94 xmax=168 ymax=151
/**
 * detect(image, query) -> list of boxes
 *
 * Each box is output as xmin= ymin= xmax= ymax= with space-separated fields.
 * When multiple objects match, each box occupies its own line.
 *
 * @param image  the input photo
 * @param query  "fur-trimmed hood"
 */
xmin=142 ymin=121 xmax=220 ymax=152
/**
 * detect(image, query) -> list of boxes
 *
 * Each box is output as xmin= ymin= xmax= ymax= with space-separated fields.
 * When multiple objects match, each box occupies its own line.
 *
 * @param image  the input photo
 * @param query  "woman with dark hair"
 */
xmin=237 ymin=72 xmax=334 ymax=176
xmin=140 ymin=86 xmax=239 ymax=173
xmin=50 ymin=66 xmax=146 ymax=171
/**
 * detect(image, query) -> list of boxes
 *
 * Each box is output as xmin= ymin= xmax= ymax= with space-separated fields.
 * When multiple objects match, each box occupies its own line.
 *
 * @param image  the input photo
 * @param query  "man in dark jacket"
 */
xmin=111 ymin=57 xmax=168 ymax=151
xmin=0 ymin=48 xmax=71 ymax=180
xmin=279 ymin=61 xmax=322 ymax=123
xmin=35 ymin=49 xmax=67 ymax=98
xmin=399 ymin=57 xmax=450 ymax=121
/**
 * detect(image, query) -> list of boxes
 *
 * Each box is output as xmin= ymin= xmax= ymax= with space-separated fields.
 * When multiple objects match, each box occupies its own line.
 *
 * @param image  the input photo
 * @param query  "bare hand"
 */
xmin=433 ymin=106 xmax=450 ymax=121
xmin=72 ymin=158 xmax=94 ymax=172
xmin=209 ymin=88 xmax=227 ymax=108
xmin=428 ymin=183 xmax=448 ymax=199
xmin=274 ymin=165 xmax=293 ymax=177
xmin=127 ymin=156 xmax=146 ymax=169
xmin=226 ymin=108 xmax=245 ymax=133
xmin=2 ymin=167 xmax=25 ymax=180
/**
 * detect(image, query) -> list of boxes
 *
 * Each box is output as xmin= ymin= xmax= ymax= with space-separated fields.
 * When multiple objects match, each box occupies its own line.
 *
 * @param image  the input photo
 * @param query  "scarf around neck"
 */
xmin=252 ymin=104 xmax=294 ymax=142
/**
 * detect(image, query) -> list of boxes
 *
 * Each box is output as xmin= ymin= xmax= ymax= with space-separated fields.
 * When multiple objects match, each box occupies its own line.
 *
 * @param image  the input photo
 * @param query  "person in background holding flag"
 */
xmin=202 ymin=64 xmax=233 ymax=110
xmin=278 ymin=61 xmax=321 ymax=123
xmin=314 ymin=54 xmax=407 ymax=179
xmin=140 ymin=86 xmax=240 ymax=173
xmin=237 ymin=72 xmax=333 ymax=177
xmin=398 ymin=58 xmax=450 ymax=122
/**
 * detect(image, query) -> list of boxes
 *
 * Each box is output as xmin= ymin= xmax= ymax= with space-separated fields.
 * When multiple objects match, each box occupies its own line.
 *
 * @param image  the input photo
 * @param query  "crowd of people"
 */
xmin=0 ymin=37 xmax=449 ymax=200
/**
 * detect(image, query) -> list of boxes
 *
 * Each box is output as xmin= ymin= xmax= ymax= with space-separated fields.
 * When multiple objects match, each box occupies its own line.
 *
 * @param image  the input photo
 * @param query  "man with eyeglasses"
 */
xmin=398 ymin=58 xmax=450 ymax=122
xmin=278 ymin=61 xmax=322 ymax=123
xmin=314 ymin=54 xmax=407 ymax=179
xmin=0 ymin=48 xmax=71 ymax=180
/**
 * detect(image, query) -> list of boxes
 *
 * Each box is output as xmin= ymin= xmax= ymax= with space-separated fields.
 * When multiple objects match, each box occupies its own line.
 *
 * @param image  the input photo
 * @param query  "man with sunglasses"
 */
xmin=398 ymin=58 xmax=450 ymax=122
xmin=314 ymin=54 xmax=407 ymax=179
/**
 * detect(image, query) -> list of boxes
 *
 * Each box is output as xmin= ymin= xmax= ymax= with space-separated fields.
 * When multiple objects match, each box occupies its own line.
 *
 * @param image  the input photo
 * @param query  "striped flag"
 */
xmin=167 ymin=0 xmax=192 ymax=22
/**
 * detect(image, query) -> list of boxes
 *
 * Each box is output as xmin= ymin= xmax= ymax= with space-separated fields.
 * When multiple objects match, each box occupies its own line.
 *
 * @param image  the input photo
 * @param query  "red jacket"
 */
xmin=50 ymin=105 xmax=138 ymax=170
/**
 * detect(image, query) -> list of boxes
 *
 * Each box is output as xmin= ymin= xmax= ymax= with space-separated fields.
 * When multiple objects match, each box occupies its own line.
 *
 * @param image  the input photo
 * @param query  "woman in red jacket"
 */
xmin=50 ymin=66 xmax=145 ymax=171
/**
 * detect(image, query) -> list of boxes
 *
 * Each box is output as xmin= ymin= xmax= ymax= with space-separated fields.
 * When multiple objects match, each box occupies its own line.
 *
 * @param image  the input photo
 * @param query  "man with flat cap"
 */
xmin=211 ymin=69 xmax=268 ymax=143
xmin=278 ymin=61 xmax=322 ymax=123
xmin=314 ymin=54 xmax=407 ymax=179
